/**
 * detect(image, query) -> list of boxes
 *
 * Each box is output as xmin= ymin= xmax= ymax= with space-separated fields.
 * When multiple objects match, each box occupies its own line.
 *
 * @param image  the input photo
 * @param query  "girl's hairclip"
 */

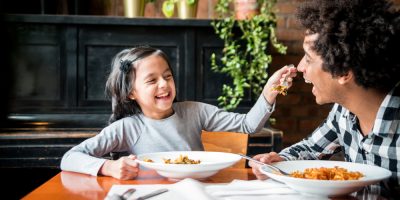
xmin=119 ymin=60 xmax=132 ymax=73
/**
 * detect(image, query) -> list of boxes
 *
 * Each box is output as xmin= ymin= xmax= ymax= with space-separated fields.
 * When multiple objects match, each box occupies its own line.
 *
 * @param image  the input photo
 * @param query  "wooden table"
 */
xmin=22 ymin=168 xmax=393 ymax=200
xmin=22 ymin=168 xmax=255 ymax=200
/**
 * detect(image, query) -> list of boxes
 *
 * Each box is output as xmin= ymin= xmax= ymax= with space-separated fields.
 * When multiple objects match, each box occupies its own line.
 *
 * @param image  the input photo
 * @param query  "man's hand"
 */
xmin=99 ymin=154 xmax=139 ymax=180
xmin=248 ymin=152 xmax=284 ymax=180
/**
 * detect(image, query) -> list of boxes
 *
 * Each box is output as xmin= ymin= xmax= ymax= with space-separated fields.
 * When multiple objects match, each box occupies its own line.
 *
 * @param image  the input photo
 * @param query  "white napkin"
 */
xmin=106 ymin=179 xmax=327 ymax=200
xmin=206 ymin=179 xmax=296 ymax=196
xmin=106 ymin=178 xmax=214 ymax=200
xmin=205 ymin=179 xmax=329 ymax=200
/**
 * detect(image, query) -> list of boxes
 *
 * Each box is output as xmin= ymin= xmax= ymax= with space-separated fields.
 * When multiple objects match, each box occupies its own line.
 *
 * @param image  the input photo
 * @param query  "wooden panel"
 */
xmin=77 ymin=26 xmax=186 ymax=108
xmin=6 ymin=24 xmax=69 ymax=111
xmin=201 ymin=131 xmax=248 ymax=168
xmin=0 ymin=131 xmax=96 ymax=168
xmin=247 ymin=128 xmax=284 ymax=157
xmin=4 ymin=16 xmax=263 ymax=127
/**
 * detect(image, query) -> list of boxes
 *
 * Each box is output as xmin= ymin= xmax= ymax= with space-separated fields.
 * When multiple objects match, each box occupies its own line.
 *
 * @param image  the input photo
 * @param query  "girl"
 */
xmin=60 ymin=46 xmax=297 ymax=180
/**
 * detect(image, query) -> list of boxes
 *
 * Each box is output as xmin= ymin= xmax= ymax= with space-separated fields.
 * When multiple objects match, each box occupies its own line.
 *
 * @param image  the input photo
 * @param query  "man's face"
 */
xmin=297 ymin=34 xmax=340 ymax=105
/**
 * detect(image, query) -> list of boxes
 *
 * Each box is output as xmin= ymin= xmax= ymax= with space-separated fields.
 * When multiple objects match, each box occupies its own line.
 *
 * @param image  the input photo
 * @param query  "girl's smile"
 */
xmin=155 ymin=92 xmax=172 ymax=100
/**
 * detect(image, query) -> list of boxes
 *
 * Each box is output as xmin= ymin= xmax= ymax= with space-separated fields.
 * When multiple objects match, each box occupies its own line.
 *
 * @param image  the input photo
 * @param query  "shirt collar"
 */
xmin=372 ymin=83 xmax=400 ymax=137
xmin=343 ymin=83 xmax=400 ymax=137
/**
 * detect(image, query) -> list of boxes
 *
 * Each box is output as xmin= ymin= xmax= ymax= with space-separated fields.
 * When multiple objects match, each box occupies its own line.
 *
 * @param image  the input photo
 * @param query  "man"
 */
xmin=249 ymin=0 xmax=400 ymax=194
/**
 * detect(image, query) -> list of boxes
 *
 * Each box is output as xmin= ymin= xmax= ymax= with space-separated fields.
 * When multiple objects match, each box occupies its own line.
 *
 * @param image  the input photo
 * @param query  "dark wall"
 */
xmin=0 ymin=14 xmax=13 ymax=128
xmin=2 ymin=15 xmax=260 ymax=129
xmin=1 ymin=0 xmax=90 ymax=15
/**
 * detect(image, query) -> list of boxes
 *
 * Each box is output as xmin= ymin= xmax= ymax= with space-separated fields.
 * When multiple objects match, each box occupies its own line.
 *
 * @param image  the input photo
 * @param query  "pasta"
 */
xmin=290 ymin=166 xmax=364 ymax=180
xmin=271 ymin=85 xmax=288 ymax=95
xmin=163 ymin=154 xmax=201 ymax=164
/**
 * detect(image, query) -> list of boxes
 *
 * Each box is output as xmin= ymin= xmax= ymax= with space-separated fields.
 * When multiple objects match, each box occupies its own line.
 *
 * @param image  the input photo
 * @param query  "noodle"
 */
xmin=163 ymin=154 xmax=201 ymax=164
xmin=290 ymin=166 xmax=364 ymax=180
xmin=271 ymin=85 xmax=288 ymax=95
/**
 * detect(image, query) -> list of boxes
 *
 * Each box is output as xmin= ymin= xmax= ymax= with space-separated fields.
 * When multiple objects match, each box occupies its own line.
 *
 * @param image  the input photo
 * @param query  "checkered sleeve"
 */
xmin=279 ymin=104 xmax=342 ymax=160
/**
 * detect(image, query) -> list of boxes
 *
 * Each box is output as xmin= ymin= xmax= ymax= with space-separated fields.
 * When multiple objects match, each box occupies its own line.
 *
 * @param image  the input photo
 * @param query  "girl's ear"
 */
xmin=337 ymin=71 xmax=354 ymax=85
xmin=128 ymin=92 xmax=136 ymax=100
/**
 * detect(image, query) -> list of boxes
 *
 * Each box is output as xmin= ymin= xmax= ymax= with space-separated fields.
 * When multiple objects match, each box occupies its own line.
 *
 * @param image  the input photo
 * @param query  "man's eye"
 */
xmin=146 ymin=79 xmax=156 ymax=83
xmin=305 ymin=57 xmax=311 ymax=64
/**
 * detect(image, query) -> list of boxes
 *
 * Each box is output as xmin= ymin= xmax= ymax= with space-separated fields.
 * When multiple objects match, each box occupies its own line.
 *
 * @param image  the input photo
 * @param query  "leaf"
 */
xmin=162 ymin=1 xmax=175 ymax=18
xmin=186 ymin=0 xmax=195 ymax=5
xmin=210 ymin=0 xmax=286 ymax=110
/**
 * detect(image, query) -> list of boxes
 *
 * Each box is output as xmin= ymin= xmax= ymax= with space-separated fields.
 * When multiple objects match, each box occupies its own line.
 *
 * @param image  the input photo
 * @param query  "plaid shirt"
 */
xmin=279 ymin=83 xmax=400 ymax=186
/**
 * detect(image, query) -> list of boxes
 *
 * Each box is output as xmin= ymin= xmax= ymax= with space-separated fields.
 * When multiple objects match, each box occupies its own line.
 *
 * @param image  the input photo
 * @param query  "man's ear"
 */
xmin=337 ymin=71 xmax=354 ymax=85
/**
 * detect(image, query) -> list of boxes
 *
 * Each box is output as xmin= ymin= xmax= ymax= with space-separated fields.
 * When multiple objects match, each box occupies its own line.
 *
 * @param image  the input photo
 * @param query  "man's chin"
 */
xmin=314 ymin=96 xmax=323 ymax=105
xmin=315 ymin=98 xmax=331 ymax=105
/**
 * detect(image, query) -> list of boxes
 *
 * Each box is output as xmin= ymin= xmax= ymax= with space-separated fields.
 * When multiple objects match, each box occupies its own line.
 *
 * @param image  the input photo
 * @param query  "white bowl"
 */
xmin=136 ymin=151 xmax=241 ymax=180
xmin=260 ymin=160 xmax=392 ymax=197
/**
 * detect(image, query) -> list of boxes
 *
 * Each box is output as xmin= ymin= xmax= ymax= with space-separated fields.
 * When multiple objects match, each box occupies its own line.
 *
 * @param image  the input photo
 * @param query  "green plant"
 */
xmin=162 ymin=0 xmax=197 ymax=18
xmin=211 ymin=0 xmax=287 ymax=110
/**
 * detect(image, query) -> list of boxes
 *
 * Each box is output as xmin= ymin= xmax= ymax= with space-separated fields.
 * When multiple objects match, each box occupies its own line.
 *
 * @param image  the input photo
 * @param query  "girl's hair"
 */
xmin=105 ymin=46 xmax=174 ymax=124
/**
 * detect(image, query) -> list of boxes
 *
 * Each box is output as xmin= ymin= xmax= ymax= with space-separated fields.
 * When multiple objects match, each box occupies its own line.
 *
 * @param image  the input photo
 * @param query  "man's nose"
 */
xmin=296 ymin=57 xmax=306 ymax=72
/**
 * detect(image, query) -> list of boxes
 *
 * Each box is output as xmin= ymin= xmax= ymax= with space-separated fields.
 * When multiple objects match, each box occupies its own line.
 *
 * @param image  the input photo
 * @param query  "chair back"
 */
xmin=201 ymin=130 xmax=248 ymax=168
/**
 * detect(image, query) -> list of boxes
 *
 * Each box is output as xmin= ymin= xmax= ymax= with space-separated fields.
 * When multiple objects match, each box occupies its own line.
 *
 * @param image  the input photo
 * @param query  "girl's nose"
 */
xmin=158 ymin=78 xmax=167 ymax=88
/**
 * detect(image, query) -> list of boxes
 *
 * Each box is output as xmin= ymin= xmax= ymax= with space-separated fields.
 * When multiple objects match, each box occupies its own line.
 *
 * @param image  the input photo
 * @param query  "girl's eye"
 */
xmin=165 ymin=74 xmax=173 ymax=79
xmin=146 ymin=79 xmax=156 ymax=84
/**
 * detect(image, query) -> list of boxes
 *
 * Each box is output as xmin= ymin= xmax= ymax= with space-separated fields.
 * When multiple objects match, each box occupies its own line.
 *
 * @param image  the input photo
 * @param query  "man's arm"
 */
xmin=249 ymin=104 xmax=343 ymax=180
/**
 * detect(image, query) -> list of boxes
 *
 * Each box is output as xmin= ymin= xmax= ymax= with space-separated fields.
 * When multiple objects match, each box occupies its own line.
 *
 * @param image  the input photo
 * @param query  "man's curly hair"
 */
xmin=297 ymin=0 xmax=400 ymax=92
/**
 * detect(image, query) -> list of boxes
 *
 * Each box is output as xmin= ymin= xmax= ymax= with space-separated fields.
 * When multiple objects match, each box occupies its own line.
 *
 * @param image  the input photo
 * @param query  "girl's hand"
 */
xmin=248 ymin=152 xmax=284 ymax=180
xmin=99 ymin=154 xmax=139 ymax=180
xmin=263 ymin=65 xmax=297 ymax=104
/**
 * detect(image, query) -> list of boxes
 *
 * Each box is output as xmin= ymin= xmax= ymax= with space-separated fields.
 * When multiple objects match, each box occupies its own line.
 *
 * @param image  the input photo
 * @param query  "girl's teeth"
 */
xmin=158 ymin=93 xmax=169 ymax=98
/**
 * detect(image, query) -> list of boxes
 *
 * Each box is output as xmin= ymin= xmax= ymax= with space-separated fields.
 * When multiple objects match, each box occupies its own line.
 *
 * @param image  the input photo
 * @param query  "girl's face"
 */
xmin=129 ymin=54 xmax=176 ymax=119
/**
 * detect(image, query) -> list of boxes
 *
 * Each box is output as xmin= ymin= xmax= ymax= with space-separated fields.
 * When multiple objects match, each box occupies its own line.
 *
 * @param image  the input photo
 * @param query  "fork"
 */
xmin=237 ymin=154 xmax=289 ymax=176
xmin=107 ymin=188 xmax=136 ymax=200
xmin=132 ymin=188 xmax=169 ymax=200
xmin=281 ymin=64 xmax=295 ymax=88
xmin=121 ymin=188 xmax=137 ymax=200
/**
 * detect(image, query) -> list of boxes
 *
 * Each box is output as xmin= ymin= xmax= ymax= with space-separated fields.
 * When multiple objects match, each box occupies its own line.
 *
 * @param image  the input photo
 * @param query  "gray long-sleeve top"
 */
xmin=61 ymin=95 xmax=274 ymax=176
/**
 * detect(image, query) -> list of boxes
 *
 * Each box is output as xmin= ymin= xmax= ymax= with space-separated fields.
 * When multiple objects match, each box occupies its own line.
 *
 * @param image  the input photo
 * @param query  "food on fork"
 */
xmin=271 ymin=85 xmax=288 ymax=96
xmin=290 ymin=166 xmax=364 ymax=180
xmin=143 ymin=158 xmax=154 ymax=163
xmin=271 ymin=64 xmax=295 ymax=95
xmin=163 ymin=154 xmax=201 ymax=164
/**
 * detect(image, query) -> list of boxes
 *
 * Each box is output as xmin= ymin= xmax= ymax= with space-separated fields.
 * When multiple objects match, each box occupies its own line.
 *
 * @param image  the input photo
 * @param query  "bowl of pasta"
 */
xmin=136 ymin=151 xmax=241 ymax=180
xmin=260 ymin=160 xmax=391 ymax=197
